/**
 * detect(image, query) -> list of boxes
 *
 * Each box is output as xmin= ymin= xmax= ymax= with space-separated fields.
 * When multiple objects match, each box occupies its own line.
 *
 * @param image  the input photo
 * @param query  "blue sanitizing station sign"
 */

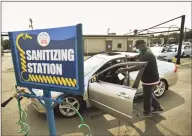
xmin=9 ymin=24 xmax=84 ymax=95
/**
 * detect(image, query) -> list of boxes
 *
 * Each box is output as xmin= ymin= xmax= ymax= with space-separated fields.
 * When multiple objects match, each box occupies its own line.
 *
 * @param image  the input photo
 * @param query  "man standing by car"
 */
xmin=117 ymin=40 xmax=164 ymax=117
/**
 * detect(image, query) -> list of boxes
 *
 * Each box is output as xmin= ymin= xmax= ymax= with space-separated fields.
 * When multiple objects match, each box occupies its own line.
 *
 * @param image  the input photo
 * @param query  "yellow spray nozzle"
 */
xmin=23 ymin=33 xmax=32 ymax=40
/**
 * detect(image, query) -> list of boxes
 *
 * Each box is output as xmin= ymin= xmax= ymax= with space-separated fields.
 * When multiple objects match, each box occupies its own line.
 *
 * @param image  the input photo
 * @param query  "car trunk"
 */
xmin=128 ymin=60 xmax=176 ymax=94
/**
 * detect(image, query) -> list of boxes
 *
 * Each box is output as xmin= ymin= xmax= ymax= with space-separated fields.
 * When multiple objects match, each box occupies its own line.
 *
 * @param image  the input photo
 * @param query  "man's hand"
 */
xmin=125 ymin=54 xmax=139 ymax=60
xmin=115 ymin=67 xmax=130 ymax=74
xmin=116 ymin=66 xmax=137 ymax=74
xmin=115 ymin=68 xmax=123 ymax=74
xmin=125 ymin=55 xmax=132 ymax=58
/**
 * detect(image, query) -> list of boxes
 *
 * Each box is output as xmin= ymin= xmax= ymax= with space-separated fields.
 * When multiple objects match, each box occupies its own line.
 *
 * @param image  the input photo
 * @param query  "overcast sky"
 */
xmin=2 ymin=2 xmax=191 ymax=35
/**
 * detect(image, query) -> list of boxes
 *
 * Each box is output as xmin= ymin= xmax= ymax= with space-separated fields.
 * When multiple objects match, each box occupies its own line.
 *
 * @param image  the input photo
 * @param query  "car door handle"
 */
xmin=117 ymin=92 xmax=131 ymax=99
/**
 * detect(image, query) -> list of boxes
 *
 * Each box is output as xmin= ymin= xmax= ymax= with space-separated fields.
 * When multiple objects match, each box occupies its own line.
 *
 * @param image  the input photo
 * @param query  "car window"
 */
xmin=96 ymin=58 xmax=125 ymax=74
xmin=150 ymin=47 xmax=163 ymax=54
xmin=184 ymin=46 xmax=190 ymax=49
xmin=95 ymin=62 xmax=147 ymax=89
xmin=84 ymin=56 xmax=105 ymax=76
xmin=165 ymin=48 xmax=174 ymax=52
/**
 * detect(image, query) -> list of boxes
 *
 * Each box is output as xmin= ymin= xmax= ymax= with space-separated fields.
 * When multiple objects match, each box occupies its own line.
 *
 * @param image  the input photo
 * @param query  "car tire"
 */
xmin=153 ymin=79 xmax=168 ymax=98
xmin=182 ymin=52 xmax=185 ymax=57
xmin=54 ymin=95 xmax=85 ymax=118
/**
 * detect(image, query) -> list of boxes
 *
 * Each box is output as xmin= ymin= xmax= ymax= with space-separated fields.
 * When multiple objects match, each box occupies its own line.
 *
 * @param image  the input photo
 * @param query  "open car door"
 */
xmin=88 ymin=62 xmax=147 ymax=124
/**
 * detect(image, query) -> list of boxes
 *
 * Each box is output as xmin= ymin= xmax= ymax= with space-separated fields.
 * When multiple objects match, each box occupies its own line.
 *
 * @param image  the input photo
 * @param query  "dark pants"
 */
xmin=142 ymin=84 xmax=161 ymax=114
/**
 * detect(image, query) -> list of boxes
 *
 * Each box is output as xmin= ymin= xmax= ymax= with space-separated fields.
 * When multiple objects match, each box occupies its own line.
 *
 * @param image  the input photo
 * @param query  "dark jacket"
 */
xmin=139 ymin=48 xmax=159 ymax=83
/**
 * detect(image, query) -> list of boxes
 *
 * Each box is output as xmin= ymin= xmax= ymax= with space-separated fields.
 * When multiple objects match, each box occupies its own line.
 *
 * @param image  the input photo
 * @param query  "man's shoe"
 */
xmin=152 ymin=106 xmax=164 ymax=113
xmin=143 ymin=113 xmax=152 ymax=118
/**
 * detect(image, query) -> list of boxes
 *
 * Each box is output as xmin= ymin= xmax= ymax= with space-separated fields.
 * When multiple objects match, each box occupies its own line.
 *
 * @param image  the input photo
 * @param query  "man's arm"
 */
xmin=116 ymin=65 xmax=141 ymax=73
xmin=126 ymin=54 xmax=139 ymax=60
xmin=117 ymin=54 xmax=148 ymax=73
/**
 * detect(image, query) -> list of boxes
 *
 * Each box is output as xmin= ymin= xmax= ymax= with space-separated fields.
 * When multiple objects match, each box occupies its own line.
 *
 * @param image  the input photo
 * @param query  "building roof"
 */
xmin=1 ymin=33 xmax=149 ymax=38
xmin=83 ymin=35 xmax=149 ymax=38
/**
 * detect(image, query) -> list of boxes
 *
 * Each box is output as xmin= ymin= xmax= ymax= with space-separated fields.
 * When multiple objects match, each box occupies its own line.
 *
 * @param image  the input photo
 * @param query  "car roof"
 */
xmin=93 ymin=52 xmax=139 ymax=61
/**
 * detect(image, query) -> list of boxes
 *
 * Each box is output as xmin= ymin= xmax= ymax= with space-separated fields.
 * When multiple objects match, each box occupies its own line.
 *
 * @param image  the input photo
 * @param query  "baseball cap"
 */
xmin=134 ymin=40 xmax=146 ymax=47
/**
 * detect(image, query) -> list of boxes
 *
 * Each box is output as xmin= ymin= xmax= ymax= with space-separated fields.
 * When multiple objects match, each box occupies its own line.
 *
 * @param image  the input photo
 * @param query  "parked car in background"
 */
xmin=183 ymin=42 xmax=192 ymax=46
xmin=31 ymin=52 xmax=178 ymax=118
xmin=150 ymin=47 xmax=177 ymax=62
xmin=169 ymin=44 xmax=192 ymax=57
xmin=2 ymin=49 xmax=11 ymax=53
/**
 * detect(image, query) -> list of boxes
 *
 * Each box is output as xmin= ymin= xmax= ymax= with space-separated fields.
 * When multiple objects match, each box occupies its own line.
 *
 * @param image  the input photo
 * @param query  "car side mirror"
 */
xmin=90 ymin=75 xmax=99 ymax=83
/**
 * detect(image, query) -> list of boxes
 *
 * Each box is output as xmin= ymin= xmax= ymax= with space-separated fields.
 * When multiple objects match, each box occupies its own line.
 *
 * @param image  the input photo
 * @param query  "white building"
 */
xmin=83 ymin=35 xmax=148 ymax=55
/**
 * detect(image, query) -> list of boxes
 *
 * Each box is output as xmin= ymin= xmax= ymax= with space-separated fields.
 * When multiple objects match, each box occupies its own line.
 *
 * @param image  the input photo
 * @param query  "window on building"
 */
xmin=117 ymin=43 xmax=122 ymax=48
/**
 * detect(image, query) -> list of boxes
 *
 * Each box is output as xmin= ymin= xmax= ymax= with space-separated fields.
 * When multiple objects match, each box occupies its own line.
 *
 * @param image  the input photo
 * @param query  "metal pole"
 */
xmin=87 ymin=39 xmax=89 ymax=55
xmin=184 ymin=27 xmax=186 ymax=42
xmin=124 ymin=36 xmax=126 ymax=52
xmin=137 ymin=30 xmax=179 ymax=35
xmin=138 ymin=15 xmax=182 ymax=34
xmin=29 ymin=18 xmax=33 ymax=30
xmin=176 ymin=15 xmax=185 ymax=65
xmin=43 ymin=90 xmax=57 ymax=136
xmin=127 ymin=36 xmax=128 ymax=51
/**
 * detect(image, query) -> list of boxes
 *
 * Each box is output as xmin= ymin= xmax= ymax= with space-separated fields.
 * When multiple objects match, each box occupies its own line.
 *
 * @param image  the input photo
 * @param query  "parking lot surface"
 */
xmin=1 ymin=53 xmax=191 ymax=136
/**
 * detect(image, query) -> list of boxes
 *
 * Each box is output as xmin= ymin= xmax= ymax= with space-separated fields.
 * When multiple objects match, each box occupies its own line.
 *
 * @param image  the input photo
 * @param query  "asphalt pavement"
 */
xmin=1 ymin=53 xmax=191 ymax=136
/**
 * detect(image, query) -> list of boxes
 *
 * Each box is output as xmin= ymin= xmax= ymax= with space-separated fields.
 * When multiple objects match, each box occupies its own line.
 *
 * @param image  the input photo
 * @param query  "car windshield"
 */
xmin=84 ymin=56 xmax=105 ymax=76
xmin=150 ymin=47 xmax=163 ymax=54
xmin=165 ymin=48 xmax=174 ymax=52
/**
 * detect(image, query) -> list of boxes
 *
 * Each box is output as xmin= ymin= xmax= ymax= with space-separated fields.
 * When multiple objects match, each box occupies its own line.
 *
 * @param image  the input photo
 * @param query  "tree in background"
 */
xmin=2 ymin=39 xmax=11 ymax=50
xmin=1 ymin=37 xmax=3 ymax=51
xmin=185 ymin=30 xmax=192 ymax=41
xmin=149 ymin=29 xmax=192 ymax=45
xmin=157 ymin=34 xmax=168 ymax=44
xmin=168 ymin=33 xmax=179 ymax=43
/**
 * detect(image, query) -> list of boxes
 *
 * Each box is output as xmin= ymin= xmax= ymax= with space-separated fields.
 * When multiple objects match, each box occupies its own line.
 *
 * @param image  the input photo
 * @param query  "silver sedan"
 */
xmin=31 ymin=52 xmax=178 ymax=121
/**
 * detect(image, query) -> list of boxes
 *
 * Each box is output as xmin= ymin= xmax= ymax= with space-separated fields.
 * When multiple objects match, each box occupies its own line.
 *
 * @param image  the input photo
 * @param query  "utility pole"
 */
xmin=176 ymin=15 xmax=185 ymax=65
xmin=107 ymin=28 xmax=110 ymax=35
xmin=29 ymin=18 xmax=33 ymax=30
xmin=184 ymin=27 xmax=187 ymax=42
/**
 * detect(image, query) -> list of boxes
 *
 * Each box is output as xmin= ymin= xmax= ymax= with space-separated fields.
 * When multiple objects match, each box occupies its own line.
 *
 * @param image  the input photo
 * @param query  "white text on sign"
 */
xmin=25 ymin=49 xmax=75 ymax=75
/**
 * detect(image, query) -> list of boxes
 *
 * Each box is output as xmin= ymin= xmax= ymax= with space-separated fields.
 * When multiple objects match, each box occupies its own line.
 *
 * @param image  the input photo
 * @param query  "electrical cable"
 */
xmin=1 ymin=92 xmax=29 ymax=135
xmin=16 ymin=97 xmax=29 ymax=136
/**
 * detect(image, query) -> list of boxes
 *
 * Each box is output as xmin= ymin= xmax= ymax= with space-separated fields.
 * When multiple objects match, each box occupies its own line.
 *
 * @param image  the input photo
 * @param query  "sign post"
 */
xmin=43 ymin=90 xmax=57 ymax=135
xmin=9 ymin=24 xmax=84 ymax=135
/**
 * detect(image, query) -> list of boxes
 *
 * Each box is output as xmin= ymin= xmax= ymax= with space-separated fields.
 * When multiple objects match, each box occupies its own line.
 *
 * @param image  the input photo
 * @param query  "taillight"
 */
xmin=174 ymin=64 xmax=177 ymax=73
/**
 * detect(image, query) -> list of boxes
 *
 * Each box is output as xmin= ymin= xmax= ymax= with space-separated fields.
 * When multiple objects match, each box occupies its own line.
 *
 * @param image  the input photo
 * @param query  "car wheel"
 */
xmin=182 ymin=52 xmax=185 ymax=57
xmin=154 ymin=80 xmax=168 ymax=98
xmin=55 ymin=95 xmax=84 ymax=118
